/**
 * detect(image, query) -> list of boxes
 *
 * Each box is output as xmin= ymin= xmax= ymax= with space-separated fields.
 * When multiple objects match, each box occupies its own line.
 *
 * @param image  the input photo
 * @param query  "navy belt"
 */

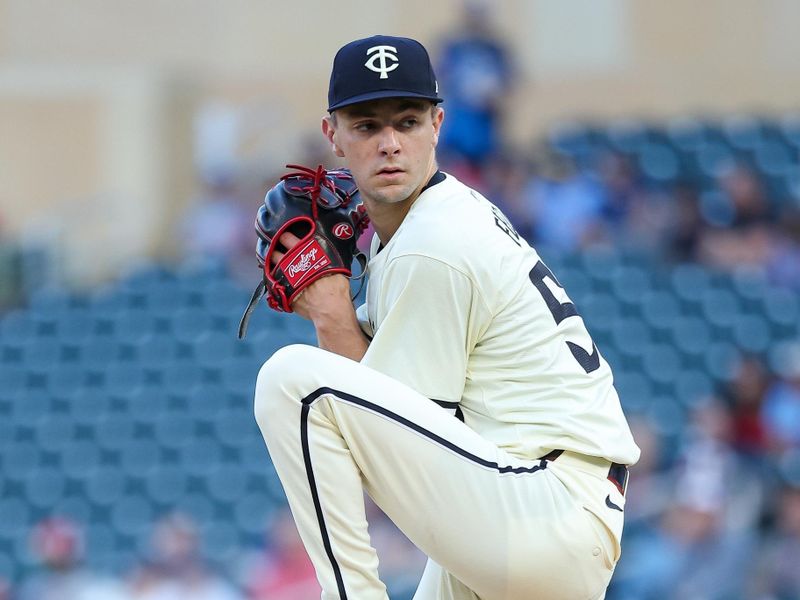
xmin=539 ymin=449 xmax=629 ymax=497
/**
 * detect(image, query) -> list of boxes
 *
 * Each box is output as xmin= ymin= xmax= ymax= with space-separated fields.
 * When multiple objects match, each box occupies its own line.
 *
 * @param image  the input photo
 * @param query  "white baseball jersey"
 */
xmin=256 ymin=170 xmax=641 ymax=600
xmin=358 ymin=172 xmax=640 ymax=466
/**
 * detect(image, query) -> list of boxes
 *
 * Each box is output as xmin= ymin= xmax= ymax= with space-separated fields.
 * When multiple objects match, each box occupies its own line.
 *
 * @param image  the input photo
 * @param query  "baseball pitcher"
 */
xmin=240 ymin=35 xmax=640 ymax=600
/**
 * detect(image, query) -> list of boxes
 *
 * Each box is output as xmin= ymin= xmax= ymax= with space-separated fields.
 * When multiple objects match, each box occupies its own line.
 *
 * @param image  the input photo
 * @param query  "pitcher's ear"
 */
xmin=322 ymin=115 xmax=344 ymax=157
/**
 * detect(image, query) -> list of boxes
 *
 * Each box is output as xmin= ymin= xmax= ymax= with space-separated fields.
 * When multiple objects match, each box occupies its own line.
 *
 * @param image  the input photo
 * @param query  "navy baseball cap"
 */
xmin=327 ymin=35 xmax=443 ymax=112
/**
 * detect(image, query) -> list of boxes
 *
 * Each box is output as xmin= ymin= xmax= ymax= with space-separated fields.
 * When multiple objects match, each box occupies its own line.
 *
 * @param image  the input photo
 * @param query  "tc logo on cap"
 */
xmin=365 ymin=45 xmax=399 ymax=79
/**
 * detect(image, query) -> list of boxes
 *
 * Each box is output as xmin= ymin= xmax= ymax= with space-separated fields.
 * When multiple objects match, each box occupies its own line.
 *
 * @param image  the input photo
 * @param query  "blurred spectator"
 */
xmin=621 ymin=418 xmax=675 ymax=528
xmin=593 ymin=151 xmax=674 ymax=253
xmin=723 ymin=355 xmax=772 ymax=457
xmin=526 ymin=150 xmax=605 ymax=250
xmin=614 ymin=400 xmax=760 ymax=599
xmin=751 ymin=482 xmax=800 ymax=599
xmin=19 ymin=517 xmax=129 ymax=600
xmin=594 ymin=152 xmax=643 ymax=228
xmin=179 ymin=171 xmax=252 ymax=274
xmin=667 ymin=181 xmax=705 ymax=262
xmin=698 ymin=164 xmax=774 ymax=269
xmin=435 ymin=0 xmax=513 ymax=167
xmin=128 ymin=512 xmax=241 ymax=600
xmin=480 ymin=153 xmax=536 ymax=241
xmin=241 ymin=508 xmax=320 ymax=600
xmin=765 ymin=206 xmax=800 ymax=288
xmin=761 ymin=343 xmax=800 ymax=453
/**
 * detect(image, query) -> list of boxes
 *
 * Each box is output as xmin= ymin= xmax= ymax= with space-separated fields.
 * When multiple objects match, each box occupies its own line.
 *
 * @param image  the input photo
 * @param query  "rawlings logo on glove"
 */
xmin=237 ymin=164 xmax=369 ymax=339
xmin=284 ymin=241 xmax=329 ymax=282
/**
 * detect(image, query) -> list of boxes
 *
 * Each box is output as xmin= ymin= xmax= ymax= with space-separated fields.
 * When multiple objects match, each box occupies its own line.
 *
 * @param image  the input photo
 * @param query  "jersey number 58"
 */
xmin=529 ymin=261 xmax=600 ymax=374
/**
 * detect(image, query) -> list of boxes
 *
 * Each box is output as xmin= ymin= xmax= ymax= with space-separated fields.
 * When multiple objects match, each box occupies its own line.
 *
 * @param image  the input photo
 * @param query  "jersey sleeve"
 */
xmin=361 ymin=254 xmax=487 ymax=406
xmin=355 ymin=302 xmax=374 ymax=339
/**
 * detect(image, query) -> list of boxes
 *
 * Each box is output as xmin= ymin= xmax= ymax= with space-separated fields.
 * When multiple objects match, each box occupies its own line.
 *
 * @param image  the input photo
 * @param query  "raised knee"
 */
xmin=254 ymin=344 xmax=321 ymax=430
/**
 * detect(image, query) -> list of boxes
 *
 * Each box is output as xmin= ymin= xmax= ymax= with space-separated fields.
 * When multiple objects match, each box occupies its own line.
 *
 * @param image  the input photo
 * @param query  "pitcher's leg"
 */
xmin=255 ymin=347 xmax=387 ymax=599
xmin=413 ymin=560 xmax=481 ymax=600
xmin=255 ymin=345 xmax=613 ymax=600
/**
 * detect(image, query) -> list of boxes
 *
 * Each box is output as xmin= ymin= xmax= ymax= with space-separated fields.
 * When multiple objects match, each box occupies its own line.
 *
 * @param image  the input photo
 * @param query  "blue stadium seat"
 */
xmin=760 ymin=285 xmax=800 ymax=331
xmin=119 ymin=440 xmax=160 ymax=478
xmin=611 ymin=318 xmax=652 ymax=357
xmin=640 ymin=290 xmax=681 ymax=330
xmin=56 ymin=311 xmax=94 ymax=341
xmin=109 ymin=493 xmax=155 ymax=537
xmin=700 ymin=288 xmax=742 ymax=329
xmin=778 ymin=113 xmax=800 ymax=149
xmin=693 ymin=141 xmax=737 ymax=180
xmin=610 ymin=265 xmax=652 ymax=304
xmin=60 ymin=440 xmax=102 ymax=479
xmin=580 ymin=292 xmax=621 ymax=331
xmin=0 ymin=364 xmax=26 ymax=397
xmin=545 ymin=121 xmax=597 ymax=156
xmin=105 ymin=363 xmax=146 ymax=392
xmin=0 ymin=497 xmax=30 ymax=541
xmin=0 ymin=309 xmax=35 ymax=341
xmin=234 ymin=491 xmax=277 ymax=536
xmin=703 ymin=340 xmax=741 ymax=382
xmin=179 ymin=438 xmax=223 ymax=476
xmin=194 ymin=331 xmax=240 ymax=366
xmin=213 ymin=411 xmax=260 ymax=447
xmin=732 ymin=314 xmax=771 ymax=353
xmin=614 ymin=371 xmax=653 ymax=414
xmin=730 ymin=268 xmax=770 ymax=304
xmin=641 ymin=343 xmax=682 ymax=384
xmin=205 ymin=466 xmax=248 ymax=504
xmin=670 ymin=316 xmax=712 ymax=356
xmin=204 ymin=281 xmax=247 ymax=316
xmin=69 ymin=389 xmax=112 ymax=421
xmin=177 ymin=491 xmax=216 ymax=525
xmin=202 ymin=516 xmax=243 ymax=565
xmin=2 ymin=441 xmax=40 ymax=483
xmin=752 ymin=139 xmax=795 ymax=178
xmin=604 ymin=119 xmax=651 ymax=154
xmin=114 ymin=309 xmax=159 ymax=341
xmin=162 ymin=362 xmax=204 ymax=392
xmin=549 ymin=267 xmax=589 ymax=304
xmin=23 ymin=466 xmax=67 ymax=509
xmin=92 ymin=415 xmax=135 ymax=458
xmin=645 ymin=397 xmax=686 ymax=437
xmin=674 ymin=369 xmax=715 ymax=408
xmin=172 ymin=308 xmax=214 ymax=343
xmin=84 ymin=522 xmax=117 ymax=568
xmin=221 ymin=360 xmax=261 ymax=396
xmin=665 ymin=116 xmax=716 ymax=153
xmin=144 ymin=465 xmax=189 ymax=505
xmin=720 ymin=115 xmax=768 ymax=151
xmin=670 ymin=263 xmax=713 ymax=302
xmin=636 ymin=141 xmax=680 ymax=185
xmin=22 ymin=338 xmax=59 ymax=366
xmin=33 ymin=414 xmax=76 ymax=453
xmin=80 ymin=337 xmax=118 ymax=369
xmin=11 ymin=392 xmax=49 ymax=426
xmin=581 ymin=249 xmax=623 ymax=286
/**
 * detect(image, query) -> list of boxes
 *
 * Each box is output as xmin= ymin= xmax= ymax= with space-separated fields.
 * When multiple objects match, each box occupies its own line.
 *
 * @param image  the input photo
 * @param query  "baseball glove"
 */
xmin=237 ymin=164 xmax=369 ymax=339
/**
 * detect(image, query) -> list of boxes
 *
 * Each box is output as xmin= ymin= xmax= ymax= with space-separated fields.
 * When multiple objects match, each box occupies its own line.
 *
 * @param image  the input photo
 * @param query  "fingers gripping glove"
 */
xmin=237 ymin=164 xmax=369 ymax=339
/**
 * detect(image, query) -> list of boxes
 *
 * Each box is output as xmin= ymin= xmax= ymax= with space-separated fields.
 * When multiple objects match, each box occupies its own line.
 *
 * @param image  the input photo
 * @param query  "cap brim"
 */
xmin=328 ymin=90 xmax=443 ymax=112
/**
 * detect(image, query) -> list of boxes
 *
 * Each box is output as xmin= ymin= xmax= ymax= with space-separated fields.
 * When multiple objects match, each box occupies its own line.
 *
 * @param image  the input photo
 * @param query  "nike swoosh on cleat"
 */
xmin=605 ymin=494 xmax=623 ymax=512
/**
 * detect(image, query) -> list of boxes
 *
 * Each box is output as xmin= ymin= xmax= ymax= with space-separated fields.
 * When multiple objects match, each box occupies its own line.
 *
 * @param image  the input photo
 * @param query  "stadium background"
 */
xmin=1 ymin=1 xmax=800 ymax=598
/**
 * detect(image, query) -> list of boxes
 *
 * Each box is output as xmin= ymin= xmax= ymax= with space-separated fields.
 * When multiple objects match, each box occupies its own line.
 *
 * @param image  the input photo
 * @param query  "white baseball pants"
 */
xmin=255 ymin=345 xmax=624 ymax=600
